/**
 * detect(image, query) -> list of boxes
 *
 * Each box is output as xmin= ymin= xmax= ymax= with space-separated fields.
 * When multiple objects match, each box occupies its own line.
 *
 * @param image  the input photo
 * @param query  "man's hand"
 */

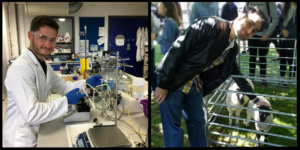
xmin=153 ymin=87 xmax=168 ymax=105
xmin=282 ymin=29 xmax=289 ymax=38
xmin=255 ymin=98 xmax=271 ymax=108
xmin=151 ymin=33 xmax=156 ymax=40
xmin=261 ymin=34 xmax=269 ymax=41
xmin=86 ymin=75 xmax=102 ymax=87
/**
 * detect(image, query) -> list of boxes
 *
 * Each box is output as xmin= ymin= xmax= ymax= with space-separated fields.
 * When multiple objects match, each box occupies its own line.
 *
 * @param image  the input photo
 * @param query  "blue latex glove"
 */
xmin=86 ymin=75 xmax=102 ymax=87
xmin=65 ymin=88 xmax=86 ymax=105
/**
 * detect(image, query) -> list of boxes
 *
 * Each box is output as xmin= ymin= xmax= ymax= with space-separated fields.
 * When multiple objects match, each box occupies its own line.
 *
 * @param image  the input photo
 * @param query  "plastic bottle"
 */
xmin=61 ymin=36 xmax=65 ymax=43
xmin=56 ymin=35 xmax=60 ymax=43
xmin=60 ymin=66 xmax=63 ymax=73
xmin=72 ymin=76 xmax=78 ymax=82
xmin=65 ymin=32 xmax=70 ymax=43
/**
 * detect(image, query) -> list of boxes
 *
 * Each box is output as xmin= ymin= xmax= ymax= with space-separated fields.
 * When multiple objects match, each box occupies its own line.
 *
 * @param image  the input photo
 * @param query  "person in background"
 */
xmin=277 ymin=2 xmax=297 ymax=87
xmin=151 ymin=11 xmax=161 ymax=92
xmin=3 ymin=15 xmax=102 ymax=147
xmin=221 ymin=2 xmax=238 ymax=21
xmin=189 ymin=2 xmax=219 ymax=25
xmin=245 ymin=2 xmax=279 ymax=89
xmin=151 ymin=2 xmax=180 ymax=55
xmin=268 ymin=2 xmax=282 ymax=61
xmin=175 ymin=2 xmax=183 ymax=27
xmin=154 ymin=6 xmax=270 ymax=147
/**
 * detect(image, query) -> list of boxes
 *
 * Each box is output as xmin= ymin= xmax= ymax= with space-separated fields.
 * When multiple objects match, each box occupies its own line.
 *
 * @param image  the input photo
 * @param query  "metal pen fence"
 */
xmin=203 ymin=37 xmax=297 ymax=147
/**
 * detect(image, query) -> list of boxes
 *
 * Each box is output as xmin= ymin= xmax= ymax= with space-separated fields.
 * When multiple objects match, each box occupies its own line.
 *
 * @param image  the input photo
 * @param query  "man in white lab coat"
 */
xmin=3 ymin=15 xmax=102 ymax=147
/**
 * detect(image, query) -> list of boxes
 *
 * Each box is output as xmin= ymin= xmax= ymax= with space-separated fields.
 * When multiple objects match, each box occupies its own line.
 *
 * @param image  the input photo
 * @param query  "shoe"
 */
xmin=261 ymin=80 xmax=269 ymax=86
xmin=241 ymin=51 xmax=246 ymax=54
xmin=272 ymin=57 xmax=280 ymax=61
xmin=281 ymin=83 xmax=289 ymax=87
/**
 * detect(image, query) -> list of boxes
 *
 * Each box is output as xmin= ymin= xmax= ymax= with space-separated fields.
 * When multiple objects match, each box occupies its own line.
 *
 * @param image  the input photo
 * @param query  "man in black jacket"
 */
xmin=153 ymin=6 xmax=270 ymax=147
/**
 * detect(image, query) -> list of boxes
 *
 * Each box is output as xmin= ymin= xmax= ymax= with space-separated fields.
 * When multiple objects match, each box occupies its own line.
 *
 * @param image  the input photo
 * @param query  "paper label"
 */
xmin=132 ymin=85 xmax=144 ymax=93
xmin=116 ymin=39 xmax=125 ymax=46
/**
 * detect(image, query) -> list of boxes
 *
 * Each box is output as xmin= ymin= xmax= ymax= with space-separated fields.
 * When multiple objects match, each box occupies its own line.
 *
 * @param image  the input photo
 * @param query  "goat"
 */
xmin=226 ymin=78 xmax=254 ymax=127
xmin=246 ymin=96 xmax=273 ymax=147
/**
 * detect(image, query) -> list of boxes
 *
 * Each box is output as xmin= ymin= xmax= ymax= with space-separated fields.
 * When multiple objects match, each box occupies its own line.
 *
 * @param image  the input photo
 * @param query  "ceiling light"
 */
xmin=59 ymin=18 xmax=65 ymax=22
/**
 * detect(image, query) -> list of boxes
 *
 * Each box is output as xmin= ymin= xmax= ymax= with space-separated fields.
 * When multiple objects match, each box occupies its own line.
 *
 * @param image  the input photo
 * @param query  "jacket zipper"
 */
xmin=293 ymin=12 xmax=295 ymax=24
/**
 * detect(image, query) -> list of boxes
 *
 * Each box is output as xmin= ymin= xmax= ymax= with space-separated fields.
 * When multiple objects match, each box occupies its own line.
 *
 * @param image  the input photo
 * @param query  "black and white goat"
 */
xmin=226 ymin=78 xmax=254 ymax=127
xmin=246 ymin=96 xmax=273 ymax=147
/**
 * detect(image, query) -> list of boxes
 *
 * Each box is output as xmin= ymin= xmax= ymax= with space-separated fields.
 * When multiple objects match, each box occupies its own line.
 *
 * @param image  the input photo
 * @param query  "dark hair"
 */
xmin=30 ymin=15 xmax=60 ymax=34
xmin=162 ymin=2 xmax=181 ymax=26
xmin=281 ymin=2 xmax=291 ymax=20
xmin=281 ymin=2 xmax=297 ymax=20
xmin=241 ymin=6 xmax=269 ymax=32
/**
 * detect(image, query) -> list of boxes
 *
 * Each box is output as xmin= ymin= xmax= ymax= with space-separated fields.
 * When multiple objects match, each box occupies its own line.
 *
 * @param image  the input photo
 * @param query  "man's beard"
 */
xmin=32 ymin=40 xmax=52 ymax=57
xmin=237 ymin=31 xmax=246 ymax=40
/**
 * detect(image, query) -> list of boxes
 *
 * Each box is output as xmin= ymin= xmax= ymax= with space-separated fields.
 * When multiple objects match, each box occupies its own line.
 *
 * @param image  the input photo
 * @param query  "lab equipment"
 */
xmin=63 ymin=98 xmax=91 ymax=123
xmin=140 ymin=99 xmax=148 ymax=118
xmin=65 ymin=32 xmax=71 ymax=43
xmin=56 ymin=35 xmax=61 ymax=42
xmin=73 ymin=76 xmax=78 ymax=82
xmin=65 ymin=88 xmax=86 ymax=105
xmin=76 ymin=131 xmax=92 ymax=148
xmin=117 ymin=90 xmax=143 ymax=114
xmin=106 ymin=71 xmax=132 ymax=93
xmin=80 ymin=58 xmax=89 ymax=76
xmin=102 ymin=80 xmax=114 ymax=91
xmin=88 ymin=126 xmax=131 ymax=147
xmin=131 ymin=77 xmax=145 ymax=101
xmin=83 ymin=51 xmax=134 ymax=147
xmin=61 ymin=35 xmax=65 ymax=42
xmin=54 ymin=57 xmax=60 ymax=61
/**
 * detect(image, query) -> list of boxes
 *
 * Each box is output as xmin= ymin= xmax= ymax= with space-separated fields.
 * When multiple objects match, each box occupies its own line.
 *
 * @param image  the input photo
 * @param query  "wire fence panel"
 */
xmin=204 ymin=37 xmax=297 ymax=147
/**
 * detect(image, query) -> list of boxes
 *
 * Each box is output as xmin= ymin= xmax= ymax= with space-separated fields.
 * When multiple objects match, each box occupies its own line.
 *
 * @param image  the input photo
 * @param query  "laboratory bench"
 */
xmin=36 ymin=108 xmax=148 ymax=147
xmin=37 ymin=72 xmax=148 ymax=147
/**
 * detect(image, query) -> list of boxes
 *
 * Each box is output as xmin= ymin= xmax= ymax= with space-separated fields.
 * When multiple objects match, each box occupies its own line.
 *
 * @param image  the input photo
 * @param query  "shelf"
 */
xmin=56 ymin=42 xmax=72 ymax=44
xmin=51 ymin=53 xmax=72 ymax=55
xmin=50 ymin=53 xmax=72 ymax=55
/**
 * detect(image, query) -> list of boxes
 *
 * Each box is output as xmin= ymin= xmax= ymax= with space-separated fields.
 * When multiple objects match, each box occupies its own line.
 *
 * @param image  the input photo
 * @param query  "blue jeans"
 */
xmin=157 ymin=77 xmax=207 ymax=147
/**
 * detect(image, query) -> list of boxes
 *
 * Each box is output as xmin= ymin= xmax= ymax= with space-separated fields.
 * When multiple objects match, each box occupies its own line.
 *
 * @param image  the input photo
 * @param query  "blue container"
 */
xmin=103 ymin=80 xmax=114 ymax=90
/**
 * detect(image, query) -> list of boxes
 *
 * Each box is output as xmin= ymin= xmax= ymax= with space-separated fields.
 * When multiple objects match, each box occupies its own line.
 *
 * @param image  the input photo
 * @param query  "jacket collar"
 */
xmin=22 ymin=48 xmax=46 ymax=77
xmin=228 ymin=20 xmax=237 ymax=40
xmin=22 ymin=48 xmax=41 ymax=65
xmin=164 ymin=17 xmax=169 ymax=22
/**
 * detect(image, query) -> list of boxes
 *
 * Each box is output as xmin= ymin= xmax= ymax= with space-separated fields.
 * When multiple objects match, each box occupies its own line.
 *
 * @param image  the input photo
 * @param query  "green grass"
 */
xmin=151 ymin=43 xmax=297 ymax=147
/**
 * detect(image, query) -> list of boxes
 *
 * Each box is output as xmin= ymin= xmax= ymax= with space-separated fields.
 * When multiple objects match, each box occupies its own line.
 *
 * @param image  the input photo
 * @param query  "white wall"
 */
xmin=16 ymin=3 xmax=148 ymax=54
xmin=8 ymin=3 xmax=20 ymax=58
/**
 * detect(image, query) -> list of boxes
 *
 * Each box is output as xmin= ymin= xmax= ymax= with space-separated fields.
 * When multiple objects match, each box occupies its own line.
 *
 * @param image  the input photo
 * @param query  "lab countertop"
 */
xmin=37 ymin=72 xmax=148 ymax=147
xmin=37 ymin=108 xmax=148 ymax=147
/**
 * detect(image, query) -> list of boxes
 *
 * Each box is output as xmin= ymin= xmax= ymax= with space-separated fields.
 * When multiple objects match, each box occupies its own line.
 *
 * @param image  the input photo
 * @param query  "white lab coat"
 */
xmin=3 ymin=48 xmax=86 ymax=147
xmin=144 ymin=27 xmax=148 ymax=45
xmin=136 ymin=27 xmax=145 ymax=62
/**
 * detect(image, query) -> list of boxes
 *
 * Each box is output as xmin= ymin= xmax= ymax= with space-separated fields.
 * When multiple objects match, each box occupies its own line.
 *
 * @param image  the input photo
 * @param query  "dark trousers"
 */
xmin=279 ymin=40 xmax=297 ymax=78
xmin=151 ymin=48 xmax=158 ymax=91
xmin=248 ymin=35 xmax=270 ymax=78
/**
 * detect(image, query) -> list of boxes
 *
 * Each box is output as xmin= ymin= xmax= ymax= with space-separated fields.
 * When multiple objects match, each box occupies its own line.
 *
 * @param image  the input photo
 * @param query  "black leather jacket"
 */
xmin=156 ymin=16 xmax=256 ymax=99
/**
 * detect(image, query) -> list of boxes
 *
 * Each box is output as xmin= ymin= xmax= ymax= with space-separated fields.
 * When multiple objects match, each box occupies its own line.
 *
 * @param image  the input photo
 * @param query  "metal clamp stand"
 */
xmin=87 ymin=51 xmax=132 ymax=148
